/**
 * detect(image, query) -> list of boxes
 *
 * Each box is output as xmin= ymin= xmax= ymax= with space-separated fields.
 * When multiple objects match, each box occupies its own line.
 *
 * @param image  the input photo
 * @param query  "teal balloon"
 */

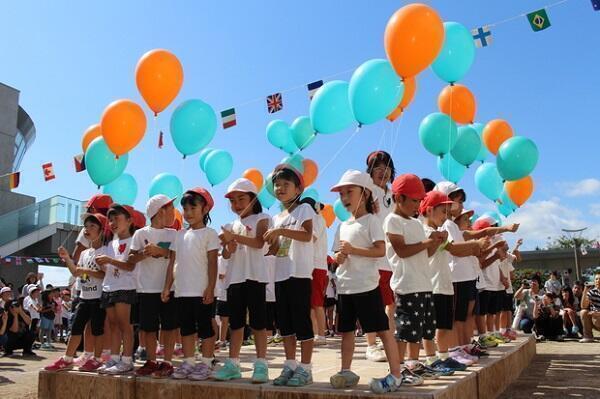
xmin=291 ymin=116 xmax=316 ymax=150
xmin=199 ymin=148 xmax=215 ymax=172
xmin=471 ymin=123 xmax=489 ymax=162
xmin=281 ymin=153 xmax=304 ymax=173
xmin=266 ymin=120 xmax=296 ymax=153
xmin=149 ymin=173 xmax=183 ymax=200
xmin=498 ymin=190 xmax=517 ymax=217
xmin=264 ymin=174 xmax=275 ymax=197
xmin=309 ymin=80 xmax=354 ymax=134
xmin=483 ymin=211 xmax=503 ymax=226
xmin=170 ymin=99 xmax=217 ymax=158
xmin=102 ymin=173 xmax=137 ymax=205
xmin=348 ymin=59 xmax=403 ymax=125
xmin=496 ymin=137 xmax=539 ymax=181
xmin=204 ymin=149 xmax=233 ymax=186
xmin=431 ymin=22 xmax=476 ymax=83
xmin=437 ymin=154 xmax=466 ymax=184
xmin=418 ymin=113 xmax=458 ymax=156
xmin=474 ymin=162 xmax=503 ymax=201
xmin=257 ymin=187 xmax=276 ymax=209
xmin=333 ymin=199 xmax=351 ymax=222
xmin=85 ymin=137 xmax=128 ymax=187
xmin=451 ymin=126 xmax=481 ymax=167
xmin=301 ymin=188 xmax=319 ymax=202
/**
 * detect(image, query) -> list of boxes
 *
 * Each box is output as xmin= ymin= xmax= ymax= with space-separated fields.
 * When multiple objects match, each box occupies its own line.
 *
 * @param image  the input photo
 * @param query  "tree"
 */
xmin=546 ymin=234 xmax=595 ymax=250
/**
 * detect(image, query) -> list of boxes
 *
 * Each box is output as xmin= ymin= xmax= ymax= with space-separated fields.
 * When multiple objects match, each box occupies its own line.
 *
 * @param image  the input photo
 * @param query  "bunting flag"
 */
xmin=73 ymin=154 xmax=86 ymax=173
xmin=592 ymin=0 xmax=600 ymax=11
xmin=2 ymin=257 xmax=10 ymax=265
xmin=527 ymin=9 xmax=551 ymax=32
xmin=307 ymin=80 xmax=323 ymax=100
xmin=42 ymin=162 xmax=55 ymax=181
xmin=26 ymin=258 xmax=34 ymax=264
xmin=8 ymin=172 xmax=20 ymax=190
xmin=221 ymin=108 xmax=237 ymax=129
xmin=15 ymin=257 xmax=22 ymax=266
xmin=266 ymin=93 xmax=283 ymax=114
xmin=472 ymin=26 xmax=492 ymax=48
xmin=158 ymin=131 xmax=164 ymax=148
xmin=0 ymin=256 xmax=64 ymax=265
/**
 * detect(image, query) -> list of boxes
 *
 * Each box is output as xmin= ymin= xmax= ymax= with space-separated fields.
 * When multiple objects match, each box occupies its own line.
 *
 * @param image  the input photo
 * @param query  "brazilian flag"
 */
xmin=527 ymin=9 xmax=551 ymax=32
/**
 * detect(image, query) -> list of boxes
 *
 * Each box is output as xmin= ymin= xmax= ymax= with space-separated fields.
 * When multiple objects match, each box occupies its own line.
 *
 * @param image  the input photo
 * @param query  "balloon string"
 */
xmin=446 ymin=84 xmax=453 ymax=181
xmin=486 ymin=0 xmax=570 ymax=27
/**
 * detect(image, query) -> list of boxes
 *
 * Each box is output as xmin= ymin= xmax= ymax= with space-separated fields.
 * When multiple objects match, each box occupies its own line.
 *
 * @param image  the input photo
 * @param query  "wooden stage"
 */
xmin=38 ymin=335 xmax=536 ymax=399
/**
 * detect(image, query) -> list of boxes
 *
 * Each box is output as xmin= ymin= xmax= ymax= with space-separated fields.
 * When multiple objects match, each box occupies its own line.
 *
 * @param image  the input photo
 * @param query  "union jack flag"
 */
xmin=266 ymin=93 xmax=283 ymax=114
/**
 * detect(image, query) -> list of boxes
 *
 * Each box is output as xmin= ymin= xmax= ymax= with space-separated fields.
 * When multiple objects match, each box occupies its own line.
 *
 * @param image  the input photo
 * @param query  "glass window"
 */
xmin=12 ymin=131 xmax=27 ymax=171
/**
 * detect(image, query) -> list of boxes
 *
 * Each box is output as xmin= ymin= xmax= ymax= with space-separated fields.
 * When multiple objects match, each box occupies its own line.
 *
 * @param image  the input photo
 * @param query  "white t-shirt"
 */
xmin=171 ymin=227 xmax=220 ymax=297
xmin=443 ymin=220 xmax=479 ymax=282
xmin=216 ymin=257 xmax=229 ymax=301
xmin=103 ymin=237 xmax=136 ymax=292
xmin=423 ymin=224 xmax=454 ymax=296
xmin=76 ymin=228 xmax=91 ymax=248
xmin=333 ymin=214 xmax=384 ymax=295
xmin=224 ymin=213 xmax=272 ymax=285
xmin=372 ymin=185 xmax=393 ymax=272
xmin=265 ymin=255 xmax=276 ymax=302
xmin=130 ymin=226 xmax=177 ymax=293
xmin=24 ymin=296 xmax=40 ymax=319
xmin=326 ymin=270 xmax=336 ymax=299
xmin=313 ymin=214 xmax=328 ymax=271
xmin=78 ymin=246 xmax=107 ymax=300
xmin=498 ymin=253 xmax=516 ymax=294
xmin=272 ymin=203 xmax=315 ymax=282
xmin=383 ymin=213 xmax=433 ymax=294
xmin=482 ymin=253 xmax=504 ymax=292
xmin=62 ymin=300 xmax=73 ymax=320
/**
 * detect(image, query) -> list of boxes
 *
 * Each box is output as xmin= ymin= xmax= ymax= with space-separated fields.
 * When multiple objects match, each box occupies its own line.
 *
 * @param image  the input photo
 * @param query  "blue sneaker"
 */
xmin=213 ymin=359 xmax=242 ymax=381
xmin=370 ymin=373 xmax=401 ymax=393
xmin=273 ymin=366 xmax=295 ymax=386
xmin=286 ymin=366 xmax=312 ymax=387
xmin=437 ymin=357 xmax=467 ymax=372
xmin=251 ymin=360 xmax=269 ymax=384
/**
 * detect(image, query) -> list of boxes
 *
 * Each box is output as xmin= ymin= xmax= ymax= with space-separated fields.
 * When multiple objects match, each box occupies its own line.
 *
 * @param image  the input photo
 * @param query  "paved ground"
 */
xmin=1 ymin=337 xmax=599 ymax=398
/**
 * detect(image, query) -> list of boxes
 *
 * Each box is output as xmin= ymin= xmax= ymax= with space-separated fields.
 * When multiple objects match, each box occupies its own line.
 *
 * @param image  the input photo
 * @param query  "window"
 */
xmin=12 ymin=131 xmax=27 ymax=171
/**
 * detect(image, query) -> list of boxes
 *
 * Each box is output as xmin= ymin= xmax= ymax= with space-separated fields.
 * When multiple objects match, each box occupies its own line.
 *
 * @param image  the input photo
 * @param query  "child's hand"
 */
xmin=226 ymin=240 xmax=237 ymax=254
xmin=57 ymin=246 xmax=71 ymax=261
xmin=95 ymin=255 xmax=111 ymax=266
xmin=265 ymin=244 xmax=279 ymax=257
xmin=143 ymin=243 xmax=161 ymax=257
xmin=263 ymin=229 xmax=281 ymax=246
xmin=221 ymin=227 xmax=234 ymax=243
xmin=74 ymin=267 xmax=86 ymax=277
xmin=508 ymin=223 xmax=519 ymax=233
xmin=428 ymin=232 xmax=445 ymax=248
xmin=202 ymin=288 xmax=214 ymax=305
xmin=338 ymin=241 xmax=354 ymax=255
xmin=516 ymin=238 xmax=523 ymax=246
xmin=334 ymin=252 xmax=347 ymax=265
xmin=160 ymin=289 xmax=170 ymax=303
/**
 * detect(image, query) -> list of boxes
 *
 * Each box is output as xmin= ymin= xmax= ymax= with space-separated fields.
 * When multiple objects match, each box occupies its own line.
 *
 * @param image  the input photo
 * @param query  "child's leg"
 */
xmin=407 ymin=342 xmax=420 ymax=361
xmin=115 ymin=303 xmax=133 ymax=357
xmin=311 ymin=307 xmax=326 ymax=337
xmin=182 ymin=334 xmax=197 ymax=359
xmin=396 ymin=341 xmax=407 ymax=364
xmin=106 ymin=307 xmax=120 ymax=356
xmin=144 ymin=331 xmax=158 ymax=361
xmin=162 ymin=329 xmax=175 ymax=362
xmin=325 ymin=305 xmax=334 ymax=332
xmin=299 ymin=338 xmax=314 ymax=365
xmin=253 ymin=328 xmax=267 ymax=359
xmin=283 ymin=336 xmax=297 ymax=360
xmin=220 ymin=317 xmax=229 ymax=342
xmin=486 ymin=313 xmax=495 ymax=333
xmin=340 ymin=332 xmax=355 ymax=370
xmin=423 ymin=339 xmax=436 ymax=357
xmin=436 ymin=329 xmax=452 ymax=353
xmin=229 ymin=327 xmax=244 ymax=358
xmin=378 ymin=330 xmax=401 ymax=377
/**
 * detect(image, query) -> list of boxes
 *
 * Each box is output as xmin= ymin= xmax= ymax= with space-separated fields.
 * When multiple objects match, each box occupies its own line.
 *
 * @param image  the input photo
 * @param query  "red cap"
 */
xmin=472 ymin=219 xmax=492 ymax=230
xmin=273 ymin=164 xmax=305 ymax=190
xmin=392 ymin=174 xmax=426 ymax=200
xmin=131 ymin=210 xmax=147 ymax=229
xmin=185 ymin=187 xmax=215 ymax=211
xmin=419 ymin=191 xmax=454 ymax=215
xmin=81 ymin=212 xmax=108 ymax=231
xmin=86 ymin=194 xmax=113 ymax=211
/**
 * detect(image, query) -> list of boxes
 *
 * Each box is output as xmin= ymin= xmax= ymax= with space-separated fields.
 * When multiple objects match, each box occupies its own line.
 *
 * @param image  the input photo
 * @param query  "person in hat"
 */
xmin=214 ymin=178 xmax=271 ymax=383
xmin=45 ymin=213 xmax=108 ymax=372
xmin=4 ymin=299 xmax=35 ymax=356
xmin=72 ymin=194 xmax=113 ymax=264
xmin=0 ymin=287 xmax=13 ymax=309
xmin=127 ymin=194 xmax=178 ymax=378
xmin=329 ymin=170 xmax=402 ymax=393
xmin=263 ymin=165 xmax=315 ymax=387
xmin=23 ymin=285 xmax=41 ymax=339
xmin=163 ymin=187 xmax=219 ymax=381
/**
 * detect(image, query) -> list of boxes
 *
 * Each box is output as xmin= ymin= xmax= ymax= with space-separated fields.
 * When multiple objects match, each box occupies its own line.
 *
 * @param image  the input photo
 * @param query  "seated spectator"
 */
xmin=533 ymin=292 xmax=564 ymax=340
xmin=544 ymin=271 xmax=562 ymax=296
xmin=562 ymin=269 xmax=573 ymax=288
xmin=0 ymin=286 xmax=13 ymax=308
xmin=572 ymin=281 xmax=584 ymax=311
xmin=579 ymin=272 xmax=600 ymax=343
xmin=513 ymin=275 xmax=545 ymax=333
xmin=3 ymin=300 xmax=36 ymax=357
xmin=560 ymin=286 xmax=580 ymax=337
xmin=20 ymin=272 xmax=43 ymax=298
xmin=0 ymin=304 xmax=8 ymax=351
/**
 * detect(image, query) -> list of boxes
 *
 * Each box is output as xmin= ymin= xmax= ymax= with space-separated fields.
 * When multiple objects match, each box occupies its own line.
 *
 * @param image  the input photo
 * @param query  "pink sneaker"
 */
xmin=155 ymin=346 xmax=165 ymax=358
xmin=450 ymin=350 xmax=474 ymax=366
xmin=45 ymin=357 xmax=74 ymax=372
xmin=73 ymin=353 xmax=91 ymax=367
xmin=507 ymin=329 xmax=518 ymax=340
xmin=501 ymin=331 xmax=513 ymax=341
xmin=458 ymin=348 xmax=479 ymax=363
xmin=173 ymin=347 xmax=184 ymax=358
xmin=80 ymin=357 xmax=103 ymax=372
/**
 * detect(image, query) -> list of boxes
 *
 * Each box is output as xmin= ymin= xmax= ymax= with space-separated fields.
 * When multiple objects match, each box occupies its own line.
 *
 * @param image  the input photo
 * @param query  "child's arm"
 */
xmin=479 ymin=252 xmax=500 ymax=269
xmin=338 ymin=240 xmax=385 ymax=258
xmin=161 ymin=251 xmax=175 ymax=302
xmin=222 ymin=219 xmax=269 ymax=249
xmin=58 ymin=246 xmax=79 ymax=276
xmin=264 ymin=219 xmax=313 ymax=244
xmin=128 ymin=249 xmax=147 ymax=265
xmin=77 ymin=267 xmax=105 ymax=279
xmin=463 ymin=224 xmax=519 ymax=240
xmin=386 ymin=232 xmax=436 ymax=259
xmin=203 ymin=249 xmax=218 ymax=305
xmin=96 ymin=255 xmax=136 ymax=272
xmin=446 ymin=237 xmax=486 ymax=257
xmin=221 ymin=241 xmax=237 ymax=260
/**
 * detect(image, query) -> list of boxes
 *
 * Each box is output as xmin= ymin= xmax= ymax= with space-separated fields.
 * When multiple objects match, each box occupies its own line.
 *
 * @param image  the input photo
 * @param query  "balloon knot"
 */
xmin=154 ymin=112 xmax=158 ymax=117
xmin=183 ymin=155 xmax=187 ymax=160
xmin=450 ymin=82 xmax=455 ymax=87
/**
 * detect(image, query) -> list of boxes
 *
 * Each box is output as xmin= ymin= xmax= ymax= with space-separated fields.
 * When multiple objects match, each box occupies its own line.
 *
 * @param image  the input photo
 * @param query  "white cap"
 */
xmin=433 ymin=181 xmax=463 ymax=196
xmin=225 ymin=178 xmax=257 ymax=198
xmin=330 ymin=170 xmax=375 ymax=193
xmin=477 ymin=214 xmax=497 ymax=225
xmin=0 ymin=287 xmax=11 ymax=295
xmin=146 ymin=194 xmax=176 ymax=219
xmin=28 ymin=284 xmax=40 ymax=295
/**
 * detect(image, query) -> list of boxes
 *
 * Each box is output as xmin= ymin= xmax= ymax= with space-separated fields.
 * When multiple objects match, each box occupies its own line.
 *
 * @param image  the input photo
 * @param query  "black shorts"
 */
xmin=71 ymin=299 xmax=105 ymax=336
xmin=101 ymin=289 xmax=137 ymax=308
xmin=138 ymin=292 xmax=178 ymax=332
xmin=177 ymin=297 xmax=215 ymax=338
xmin=476 ymin=290 xmax=501 ymax=315
xmin=394 ymin=292 xmax=435 ymax=343
xmin=433 ymin=294 xmax=454 ymax=330
xmin=265 ymin=302 xmax=277 ymax=332
xmin=338 ymin=288 xmax=389 ymax=334
xmin=275 ymin=278 xmax=313 ymax=341
xmin=325 ymin=297 xmax=337 ymax=308
xmin=216 ymin=300 xmax=230 ymax=317
xmin=227 ymin=280 xmax=267 ymax=330
xmin=453 ymin=280 xmax=477 ymax=322
xmin=501 ymin=292 xmax=514 ymax=312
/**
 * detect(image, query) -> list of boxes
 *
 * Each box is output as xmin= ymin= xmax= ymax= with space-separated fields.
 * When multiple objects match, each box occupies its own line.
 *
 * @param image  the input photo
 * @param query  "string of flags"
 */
xmin=1 ymin=256 xmax=64 ymax=266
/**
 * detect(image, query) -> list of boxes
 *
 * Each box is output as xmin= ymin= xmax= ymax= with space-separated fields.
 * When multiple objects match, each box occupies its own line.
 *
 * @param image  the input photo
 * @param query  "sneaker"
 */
xmin=579 ymin=337 xmax=594 ymax=343
xmin=400 ymin=368 xmax=424 ymax=386
xmin=135 ymin=347 xmax=148 ymax=362
xmin=501 ymin=330 xmax=514 ymax=341
xmin=273 ymin=366 xmax=295 ymax=386
xmin=155 ymin=346 xmax=165 ymax=358
xmin=79 ymin=357 xmax=103 ymax=372
xmin=409 ymin=362 xmax=440 ymax=379
xmin=491 ymin=332 xmax=509 ymax=344
xmin=572 ymin=326 xmax=580 ymax=336
xmin=449 ymin=351 xmax=474 ymax=366
xmin=97 ymin=359 xmax=118 ymax=374
xmin=74 ymin=353 xmax=92 ymax=367
xmin=287 ymin=366 xmax=312 ymax=387
xmin=266 ymin=336 xmax=275 ymax=345
xmin=100 ymin=352 xmax=112 ymax=363
xmin=314 ymin=336 xmax=328 ymax=346
xmin=136 ymin=360 xmax=160 ymax=377
xmin=189 ymin=363 xmax=211 ymax=381
xmin=105 ymin=360 xmax=134 ymax=375
xmin=365 ymin=346 xmax=387 ymax=362
xmin=251 ymin=360 xmax=269 ymax=384
xmin=173 ymin=347 xmax=184 ymax=358
xmin=272 ymin=334 xmax=283 ymax=344
xmin=152 ymin=362 xmax=174 ymax=379
xmin=22 ymin=351 xmax=38 ymax=357
xmin=172 ymin=362 xmax=195 ymax=379
xmin=40 ymin=343 xmax=52 ymax=350
xmin=468 ymin=341 xmax=489 ymax=356
xmin=423 ymin=361 xmax=454 ymax=376
xmin=370 ymin=373 xmax=401 ymax=393
xmin=44 ymin=357 xmax=73 ymax=372
xmin=478 ymin=335 xmax=499 ymax=348
xmin=213 ymin=359 xmax=242 ymax=381
xmin=435 ymin=358 xmax=467 ymax=372
xmin=330 ymin=370 xmax=360 ymax=389
xmin=457 ymin=348 xmax=478 ymax=363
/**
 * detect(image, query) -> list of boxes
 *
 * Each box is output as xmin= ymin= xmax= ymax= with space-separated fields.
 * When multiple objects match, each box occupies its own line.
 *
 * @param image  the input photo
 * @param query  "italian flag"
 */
xmin=221 ymin=108 xmax=236 ymax=129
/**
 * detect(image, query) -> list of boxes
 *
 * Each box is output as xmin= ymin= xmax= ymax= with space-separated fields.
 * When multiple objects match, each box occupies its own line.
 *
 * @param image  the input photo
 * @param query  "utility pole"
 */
xmin=562 ymin=227 xmax=588 ymax=281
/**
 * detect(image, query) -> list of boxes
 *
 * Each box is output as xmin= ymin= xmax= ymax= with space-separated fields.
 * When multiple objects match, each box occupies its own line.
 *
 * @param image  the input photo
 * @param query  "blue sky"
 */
xmin=2 ymin=0 xmax=600 ymax=251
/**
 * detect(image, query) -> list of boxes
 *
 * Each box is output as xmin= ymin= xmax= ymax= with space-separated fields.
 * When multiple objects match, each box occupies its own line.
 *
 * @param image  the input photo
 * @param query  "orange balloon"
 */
xmin=387 ymin=76 xmax=417 ymax=122
xmin=136 ymin=49 xmax=184 ymax=115
xmin=302 ymin=159 xmax=319 ymax=187
xmin=505 ymin=176 xmax=534 ymax=207
xmin=321 ymin=204 xmax=335 ymax=228
xmin=438 ymin=84 xmax=476 ymax=124
xmin=482 ymin=119 xmax=514 ymax=155
xmin=101 ymin=99 xmax=147 ymax=157
xmin=242 ymin=168 xmax=263 ymax=191
xmin=384 ymin=4 xmax=444 ymax=78
xmin=81 ymin=124 xmax=102 ymax=153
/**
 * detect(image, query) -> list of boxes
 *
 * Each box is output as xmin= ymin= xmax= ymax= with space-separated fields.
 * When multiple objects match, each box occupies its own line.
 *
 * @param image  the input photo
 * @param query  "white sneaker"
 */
xmin=366 ymin=346 xmax=387 ymax=362
xmin=314 ymin=336 xmax=328 ymax=346
xmin=97 ymin=359 xmax=118 ymax=374
xmin=105 ymin=361 xmax=134 ymax=375
xmin=579 ymin=337 xmax=594 ymax=343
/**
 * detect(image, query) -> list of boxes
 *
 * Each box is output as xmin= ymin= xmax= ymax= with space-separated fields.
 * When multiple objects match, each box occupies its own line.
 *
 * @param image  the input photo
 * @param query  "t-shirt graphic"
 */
xmin=275 ymin=221 xmax=294 ymax=257
xmin=80 ymin=251 xmax=101 ymax=284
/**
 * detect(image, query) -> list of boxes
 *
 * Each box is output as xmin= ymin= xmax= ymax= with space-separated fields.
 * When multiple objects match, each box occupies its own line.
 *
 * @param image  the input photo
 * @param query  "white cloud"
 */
xmin=590 ymin=203 xmax=600 ymax=217
xmin=561 ymin=178 xmax=600 ymax=197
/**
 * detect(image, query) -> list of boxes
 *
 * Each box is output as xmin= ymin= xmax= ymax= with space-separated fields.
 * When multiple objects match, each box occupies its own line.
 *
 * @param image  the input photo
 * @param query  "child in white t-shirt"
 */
xmin=498 ymin=240 xmax=522 ymax=340
xmin=215 ymin=256 xmax=230 ymax=349
xmin=330 ymin=170 xmax=402 ymax=393
xmin=264 ymin=255 xmax=278 ymax=341
xmin=325 ymin=259 xmax=337 ymax=336
xmin=163 ymin=188 xmax=219 ymax=381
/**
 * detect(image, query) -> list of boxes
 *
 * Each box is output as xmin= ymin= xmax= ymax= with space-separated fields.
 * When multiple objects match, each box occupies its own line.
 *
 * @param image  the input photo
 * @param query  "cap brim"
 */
xmin=455 ymin=209 xmax=475 ymax=219
xmin=224 ymin=190 xmax=256 ymax=198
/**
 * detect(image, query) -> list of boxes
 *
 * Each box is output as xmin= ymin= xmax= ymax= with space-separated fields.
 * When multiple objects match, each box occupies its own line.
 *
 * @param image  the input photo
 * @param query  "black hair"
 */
xmin=272 ymin=168 xmax=302 ymax=189
xmin=421 ymin=178 xmax=436 ymax=193
xmin=230 ymin=192 xmax=262 ymax=215
xmin=83 ymin=215 xmax=109 ymax=246
xmin=181 ymin=192 xmax=212 ymax=225
xmin=364 ymin=190 xmax=376 ymax=214
xmin=448 ymin=189 xmax=466 ymax=203
xmin=550 ymin=271 xmax=558 ymax=277
xmin=366 ymin=151 xmax=396 ymax=183
xmin=560 ymin=286 xmax=575 ymax=307
xmin=107 ymin=205 xmax=135 ymax=235
xmin=531 ymin=275 xmax=542 ymax=286
xmin=573 ymin=280 xmax=583 ymax=287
